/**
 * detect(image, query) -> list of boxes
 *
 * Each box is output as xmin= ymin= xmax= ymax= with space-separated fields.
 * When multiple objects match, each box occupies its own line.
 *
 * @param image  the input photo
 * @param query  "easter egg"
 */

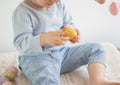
xmin=109 ymin=2 xmax=119 ymax=16
xmin=95 ymin=0 xmax=105 ymax=4
xmin=1 ymin=71 xmax=16 ymax=81
xmin=0 ymin=77 xmax=9 ymax=85
xmin=63 ymin=25 xmax=77 ymax=39
xmin=5 ymin=66 xmax=18 ymax=76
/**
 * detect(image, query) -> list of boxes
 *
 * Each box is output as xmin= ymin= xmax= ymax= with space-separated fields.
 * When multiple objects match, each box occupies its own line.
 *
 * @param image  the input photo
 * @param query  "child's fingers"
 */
xmin=60 ymin=37 xmax=70 ymax=41
xmin=57 ymin=30 xmax=68 ymax=37
xmin=55 ymin=37 xmax=69 ymax=45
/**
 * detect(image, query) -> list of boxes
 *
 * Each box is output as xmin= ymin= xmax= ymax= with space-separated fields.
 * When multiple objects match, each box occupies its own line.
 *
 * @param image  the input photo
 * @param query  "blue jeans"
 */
xmin=19 ymin=42 xmax=106 ymax=85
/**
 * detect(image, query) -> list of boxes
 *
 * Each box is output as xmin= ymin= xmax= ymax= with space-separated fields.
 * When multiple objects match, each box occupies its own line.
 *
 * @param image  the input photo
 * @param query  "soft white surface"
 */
xmin=0 ymin=42 xmax=120 ymax=85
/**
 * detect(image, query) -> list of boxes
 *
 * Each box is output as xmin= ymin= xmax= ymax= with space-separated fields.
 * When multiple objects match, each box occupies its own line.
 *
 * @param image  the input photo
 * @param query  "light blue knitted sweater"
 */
xmin=12 ymin=0 xmax=74 ymax=55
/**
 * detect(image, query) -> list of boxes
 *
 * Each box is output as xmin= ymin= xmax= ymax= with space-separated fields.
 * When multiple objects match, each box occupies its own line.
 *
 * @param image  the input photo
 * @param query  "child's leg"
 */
xmin=88 ymin=62 xmax=120 ymax=85
xmin=19 ymin=53 xmax=62 ymax=85
xmin=61 ymin=42 xmax=106 ymax=73
xmin=88 ymin=62 xmax=106 ymax=85
xmin=60 ymin=42 xmax=120 ymax=85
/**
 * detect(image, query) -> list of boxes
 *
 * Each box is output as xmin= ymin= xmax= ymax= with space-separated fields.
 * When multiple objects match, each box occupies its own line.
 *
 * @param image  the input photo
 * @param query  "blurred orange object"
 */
xmin=95 ymin=0 xmax=105 ymax=4
xmin=63 ymin=25 xmax=77 ymax=39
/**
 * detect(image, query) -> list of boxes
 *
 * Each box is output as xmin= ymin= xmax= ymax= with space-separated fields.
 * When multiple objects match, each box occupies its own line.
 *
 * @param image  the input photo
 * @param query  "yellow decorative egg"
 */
xmin=63 ymin=25 xmax=77 ymax=39
xmin=2 ymin=71 xmax=16 ymax=81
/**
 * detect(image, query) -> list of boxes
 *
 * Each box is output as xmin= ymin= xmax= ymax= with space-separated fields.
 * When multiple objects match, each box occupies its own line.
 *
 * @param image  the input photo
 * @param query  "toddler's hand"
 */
xmin=70 ymin=29 xmax=80 ymax=44
xmin=40 ymin=30 xmax=69 ymax=46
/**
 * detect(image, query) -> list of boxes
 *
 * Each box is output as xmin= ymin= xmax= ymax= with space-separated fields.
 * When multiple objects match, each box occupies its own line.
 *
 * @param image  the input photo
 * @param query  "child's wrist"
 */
xmin=40 ymin=34 xmax=46 ymax=47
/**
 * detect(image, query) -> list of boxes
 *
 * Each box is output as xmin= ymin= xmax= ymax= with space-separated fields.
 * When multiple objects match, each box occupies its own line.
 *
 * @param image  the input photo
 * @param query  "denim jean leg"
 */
xmin=87 ymin=43 xmax=106 ymax=66
xmin=61 ymin=42 xmax=106 ymax=73
xmin=19 ymin=53 xmax=61 ymax=85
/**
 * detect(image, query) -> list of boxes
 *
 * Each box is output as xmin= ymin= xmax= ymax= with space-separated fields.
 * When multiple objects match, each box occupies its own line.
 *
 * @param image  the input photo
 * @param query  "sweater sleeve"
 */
xmin=61 ymin=0 xmax=75 ymax=27
xmin=12 ymin=7 xmax=43 ymax=54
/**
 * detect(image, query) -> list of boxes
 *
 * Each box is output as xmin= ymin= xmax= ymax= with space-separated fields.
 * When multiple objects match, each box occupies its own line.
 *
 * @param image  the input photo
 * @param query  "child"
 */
xmin=12 ymin=0 xmax=120 ymax=85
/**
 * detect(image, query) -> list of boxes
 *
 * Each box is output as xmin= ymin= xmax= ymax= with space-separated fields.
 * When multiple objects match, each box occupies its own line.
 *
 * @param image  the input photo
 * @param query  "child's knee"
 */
xmin=90 ymin=43 xmax=106 ymax=55
xmin=88 ymin=43 xmax=106 ymax=66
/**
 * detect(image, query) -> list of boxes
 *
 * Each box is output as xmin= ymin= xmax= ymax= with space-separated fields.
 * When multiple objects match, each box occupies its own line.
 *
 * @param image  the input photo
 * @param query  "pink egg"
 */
xmin=5 ymin=66 xmax=18 ymax=76
xmin=109 ymin=2 xmax=119 ymax=16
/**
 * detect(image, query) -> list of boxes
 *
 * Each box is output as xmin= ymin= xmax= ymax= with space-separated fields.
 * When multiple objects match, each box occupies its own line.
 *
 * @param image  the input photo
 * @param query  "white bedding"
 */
xmin=0 ymin=42 xmax=120 ymax=85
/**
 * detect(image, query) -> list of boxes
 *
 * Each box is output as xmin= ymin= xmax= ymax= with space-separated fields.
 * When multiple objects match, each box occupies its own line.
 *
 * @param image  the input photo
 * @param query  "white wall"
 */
xmin=67 ymin=0 xmax=120 ymax=47
xmin=0 ymin=0 xmax=120 ymax=52
xmin=0 ymin=0 xmax=23 ymax=52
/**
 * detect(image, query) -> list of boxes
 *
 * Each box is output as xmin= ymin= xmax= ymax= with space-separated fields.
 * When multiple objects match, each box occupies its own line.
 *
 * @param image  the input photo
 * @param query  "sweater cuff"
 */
xmin=29 ymin=34 xmax=43 ymax=53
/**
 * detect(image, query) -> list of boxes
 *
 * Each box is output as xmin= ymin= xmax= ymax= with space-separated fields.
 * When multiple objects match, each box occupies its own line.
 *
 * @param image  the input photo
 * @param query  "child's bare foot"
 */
xmin=91 ymin=79 xmax=120 ymax=85
xmin=99 ymin=80 xmax=120 ymax=85
xmin=106 ymin=81 xmax=120 ymax=85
